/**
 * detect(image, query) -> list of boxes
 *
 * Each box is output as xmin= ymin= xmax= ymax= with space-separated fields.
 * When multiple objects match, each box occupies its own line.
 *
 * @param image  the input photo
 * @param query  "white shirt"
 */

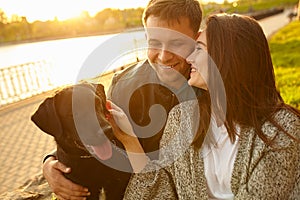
xmin=201 ymin=118 xmax=239 ymax=200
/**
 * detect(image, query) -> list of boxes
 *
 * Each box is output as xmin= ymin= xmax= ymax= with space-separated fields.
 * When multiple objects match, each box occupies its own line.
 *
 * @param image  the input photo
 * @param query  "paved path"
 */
xmin=0 ymin=92 xmax=56 ymax=194
xmin=0 ymin=8 xmax=294 ymax=194
xmin=258 ymin=8 xmax=291 ymax=39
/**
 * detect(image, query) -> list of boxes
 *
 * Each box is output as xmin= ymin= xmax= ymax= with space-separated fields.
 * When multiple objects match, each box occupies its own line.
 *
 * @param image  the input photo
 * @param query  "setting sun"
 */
xmin=0 ymin=0 xmax=149 ymax=22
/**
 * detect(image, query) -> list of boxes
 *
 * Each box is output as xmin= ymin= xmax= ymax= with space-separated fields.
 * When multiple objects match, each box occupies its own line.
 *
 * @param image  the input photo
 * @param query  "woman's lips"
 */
xmin=190 ymin=66 xmax=197 ymax=73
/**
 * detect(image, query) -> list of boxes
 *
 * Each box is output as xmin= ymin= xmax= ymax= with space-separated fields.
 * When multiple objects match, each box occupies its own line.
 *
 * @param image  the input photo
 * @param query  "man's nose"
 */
xmin=158 ymin=48 xmax=173 ymax=62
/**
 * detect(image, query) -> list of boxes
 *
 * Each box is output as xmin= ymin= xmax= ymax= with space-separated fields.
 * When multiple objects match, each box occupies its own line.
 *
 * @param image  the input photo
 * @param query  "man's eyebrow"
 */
xmin=197 ymin=41 xmax=207 ymax=46
xmin=169 ymin=38 xmax=186 ymax=42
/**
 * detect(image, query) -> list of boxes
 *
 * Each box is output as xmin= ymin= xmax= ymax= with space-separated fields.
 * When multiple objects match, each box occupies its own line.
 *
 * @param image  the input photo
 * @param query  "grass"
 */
xmin=269 ymin=20 xmax=300 ymax=109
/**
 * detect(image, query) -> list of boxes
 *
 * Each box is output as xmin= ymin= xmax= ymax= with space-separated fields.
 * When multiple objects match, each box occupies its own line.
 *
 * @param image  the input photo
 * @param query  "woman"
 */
xmin=109 ymin=13 xmax=300 ymax=199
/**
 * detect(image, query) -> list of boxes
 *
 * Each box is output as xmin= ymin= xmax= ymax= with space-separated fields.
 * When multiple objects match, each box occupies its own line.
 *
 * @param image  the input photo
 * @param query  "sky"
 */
xmin=0 ymin=0 xmax=227 ymax=23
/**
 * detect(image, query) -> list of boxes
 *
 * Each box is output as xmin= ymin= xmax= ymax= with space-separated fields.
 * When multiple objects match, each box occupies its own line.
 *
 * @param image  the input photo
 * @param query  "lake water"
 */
xmin=0 ymin=29 xmax=147 ymax=85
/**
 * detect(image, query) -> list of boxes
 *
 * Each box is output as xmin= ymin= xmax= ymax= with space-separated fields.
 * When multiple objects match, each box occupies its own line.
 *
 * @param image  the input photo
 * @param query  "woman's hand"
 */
xmin=106 ymin=100 xmax=149 ymax=172
xmin=106 ymin=100 xmax=136 ymax=145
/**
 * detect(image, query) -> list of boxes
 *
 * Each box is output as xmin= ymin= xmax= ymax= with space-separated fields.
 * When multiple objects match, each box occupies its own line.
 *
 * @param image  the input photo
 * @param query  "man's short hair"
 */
xmin=143 ymin=0 xmax=202 ymax=33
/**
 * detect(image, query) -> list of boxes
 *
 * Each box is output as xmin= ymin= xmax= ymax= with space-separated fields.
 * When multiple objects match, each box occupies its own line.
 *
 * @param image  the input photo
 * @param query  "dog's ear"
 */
xmin=31 ymin=96 xmax=63 ymax=138
xmin=92 ymin=83 xmax=106 ymax=100
xmin=89 ymin=83 xmax=104 ymax=93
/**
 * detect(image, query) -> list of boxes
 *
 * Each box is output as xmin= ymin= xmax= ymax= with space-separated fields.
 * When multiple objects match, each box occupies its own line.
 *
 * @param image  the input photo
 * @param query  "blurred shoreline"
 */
xmin=0 ymin=27 xmax=144 ymax=47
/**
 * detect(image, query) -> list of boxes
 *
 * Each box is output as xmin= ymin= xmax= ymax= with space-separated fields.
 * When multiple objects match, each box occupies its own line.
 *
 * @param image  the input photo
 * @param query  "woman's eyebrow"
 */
xmin=197 ymin=41 xmax=207 ymax=46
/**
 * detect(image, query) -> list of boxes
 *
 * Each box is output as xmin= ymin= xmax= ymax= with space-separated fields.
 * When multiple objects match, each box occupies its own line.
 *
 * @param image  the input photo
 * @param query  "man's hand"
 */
xmin=43 ymin=156 xmax=90 ymax=200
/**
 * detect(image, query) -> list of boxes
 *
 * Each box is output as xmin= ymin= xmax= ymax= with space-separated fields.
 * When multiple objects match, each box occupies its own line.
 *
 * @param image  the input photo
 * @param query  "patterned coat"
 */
xmin=124 ymin=100 xmax=300 ymax=200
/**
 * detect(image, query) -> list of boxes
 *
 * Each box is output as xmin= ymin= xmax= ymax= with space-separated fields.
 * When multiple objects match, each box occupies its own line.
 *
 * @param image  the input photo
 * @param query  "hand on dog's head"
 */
xmin=31 ymin=82 xmax=114 ymax=160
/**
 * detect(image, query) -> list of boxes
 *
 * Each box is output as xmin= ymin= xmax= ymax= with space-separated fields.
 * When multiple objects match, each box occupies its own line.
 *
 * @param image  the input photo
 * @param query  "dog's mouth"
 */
xmin=86 ymin=139 xmax=112 ymax=161
xmin=80 ymin=126 xmax=113 ymax=161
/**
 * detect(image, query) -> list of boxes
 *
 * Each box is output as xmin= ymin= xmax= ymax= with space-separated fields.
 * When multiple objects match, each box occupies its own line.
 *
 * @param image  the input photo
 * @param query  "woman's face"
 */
xmin=186 ymin=31 xmax=208 ymax=90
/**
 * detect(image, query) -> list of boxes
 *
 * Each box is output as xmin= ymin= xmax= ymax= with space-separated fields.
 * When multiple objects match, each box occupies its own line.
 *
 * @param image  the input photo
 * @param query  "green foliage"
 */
xmin=0 ymin=8 xmax=144 ymax=44
xmin=270 ymin=21 xmax=300 ymax=109
xmin=228 ymin=0 xmax=298 ymax=13
xmin=203 ymin=0 xmax=298 ymax=15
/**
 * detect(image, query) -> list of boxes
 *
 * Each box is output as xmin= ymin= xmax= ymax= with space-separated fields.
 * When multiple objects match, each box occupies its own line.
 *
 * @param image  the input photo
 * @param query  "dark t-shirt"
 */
xmin=107 ymin=60 xmax=201 ymax=160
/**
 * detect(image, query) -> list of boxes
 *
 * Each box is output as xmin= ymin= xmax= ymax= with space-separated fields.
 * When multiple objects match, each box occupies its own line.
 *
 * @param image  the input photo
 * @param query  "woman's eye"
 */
xmin=196 ymin=45 xmax=202 ymax=51
xmin=194 ymin=43 xmax=201 ymax=50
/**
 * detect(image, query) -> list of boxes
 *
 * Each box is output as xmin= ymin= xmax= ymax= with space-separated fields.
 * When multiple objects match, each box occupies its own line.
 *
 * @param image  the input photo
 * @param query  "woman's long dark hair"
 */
xmin=204 ymin=14 xmax=299 ymax=145
xmin=192 ymin=89 xmax=211 ymax=149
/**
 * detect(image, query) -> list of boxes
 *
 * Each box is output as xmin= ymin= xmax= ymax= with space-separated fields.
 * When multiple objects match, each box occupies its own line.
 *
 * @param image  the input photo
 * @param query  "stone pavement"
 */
xmin=0 ymin=91 xmax=56 ymax=194
xmin=0 ymin=7 xmax=295 ymax=195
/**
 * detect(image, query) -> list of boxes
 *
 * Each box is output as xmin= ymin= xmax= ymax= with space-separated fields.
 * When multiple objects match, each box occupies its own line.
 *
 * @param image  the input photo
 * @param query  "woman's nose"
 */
xmin=186 ymin=51 xmax=196 ymax=64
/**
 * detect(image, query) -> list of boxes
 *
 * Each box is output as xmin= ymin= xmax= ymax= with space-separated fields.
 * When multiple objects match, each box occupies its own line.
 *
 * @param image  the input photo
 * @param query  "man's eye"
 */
xmin=148 ymin=40 xmax=161 ymax=48
xmin=170 ymin=41 xmax=185 ymax=47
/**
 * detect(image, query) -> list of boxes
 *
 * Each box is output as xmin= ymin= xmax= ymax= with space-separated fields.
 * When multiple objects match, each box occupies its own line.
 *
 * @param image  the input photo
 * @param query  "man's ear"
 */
xmin=31 ymin=96 xmax=63 ymax=138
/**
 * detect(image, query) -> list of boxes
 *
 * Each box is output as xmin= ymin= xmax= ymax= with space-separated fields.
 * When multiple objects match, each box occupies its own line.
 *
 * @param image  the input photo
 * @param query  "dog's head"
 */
xmin=31 ymin=83 xmax=114 ymax=160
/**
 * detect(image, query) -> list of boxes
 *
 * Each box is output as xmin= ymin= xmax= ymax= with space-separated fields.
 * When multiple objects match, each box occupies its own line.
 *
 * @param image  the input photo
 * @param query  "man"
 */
xmin=43 ymin=0 xmax=203 ymax=199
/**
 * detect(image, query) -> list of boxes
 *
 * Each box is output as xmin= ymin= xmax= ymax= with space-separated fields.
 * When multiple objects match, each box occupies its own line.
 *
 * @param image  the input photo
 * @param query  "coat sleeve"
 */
xmin=123 ymin=101 xmax=199 ymax=200
xmin=123 ymin=163 xmax=178 ymax=200
xmin=123 ymin=106 xmax=184 ymax=200
xmin=235 ymin=146 xmax=300 ymax=200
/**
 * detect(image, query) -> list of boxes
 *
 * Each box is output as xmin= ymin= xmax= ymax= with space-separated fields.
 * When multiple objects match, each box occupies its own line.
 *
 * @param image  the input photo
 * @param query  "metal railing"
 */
xmin=0 ymin=60 xmax=56 ymax=107
xmin=0 ymin=48 xmax=147 ymax=107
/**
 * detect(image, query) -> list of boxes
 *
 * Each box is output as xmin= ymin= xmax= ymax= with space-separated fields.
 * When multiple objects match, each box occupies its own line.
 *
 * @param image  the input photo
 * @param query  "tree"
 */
xmin=0 ymin=9 xmax=8 ymax=24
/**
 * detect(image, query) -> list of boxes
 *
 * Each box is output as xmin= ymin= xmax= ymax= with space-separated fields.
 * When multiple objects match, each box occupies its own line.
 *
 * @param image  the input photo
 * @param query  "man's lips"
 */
xmin=158 ymin=64 xmax=176 ymax=69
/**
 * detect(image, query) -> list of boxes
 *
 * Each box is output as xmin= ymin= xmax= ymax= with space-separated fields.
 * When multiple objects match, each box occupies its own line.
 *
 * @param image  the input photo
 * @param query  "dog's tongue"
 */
xmin=91 ymin=139 xmax=112 ymax=160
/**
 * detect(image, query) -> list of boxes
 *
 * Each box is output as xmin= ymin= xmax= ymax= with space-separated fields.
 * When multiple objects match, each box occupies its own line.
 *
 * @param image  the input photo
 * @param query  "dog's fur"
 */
xmin=31 ymin=83 xmax=131 ymax=200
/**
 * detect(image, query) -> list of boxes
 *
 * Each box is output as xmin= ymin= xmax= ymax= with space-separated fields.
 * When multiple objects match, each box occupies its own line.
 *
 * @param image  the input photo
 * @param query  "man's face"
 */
xmin=145 ymin=16 xmax=199 ymax=89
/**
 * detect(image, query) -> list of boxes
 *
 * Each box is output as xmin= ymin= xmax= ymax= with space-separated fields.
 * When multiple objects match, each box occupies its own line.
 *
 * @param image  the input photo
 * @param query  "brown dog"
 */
xmin=31 ymin=83 xmax=131 ymax=200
